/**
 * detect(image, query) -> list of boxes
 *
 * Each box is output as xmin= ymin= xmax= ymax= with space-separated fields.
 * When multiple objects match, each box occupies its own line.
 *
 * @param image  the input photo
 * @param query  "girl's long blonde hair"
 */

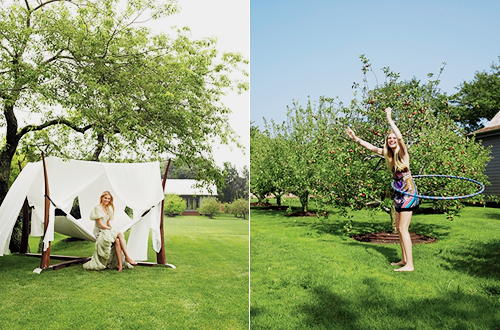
xmin=99 ymin=191 xmax=115 ymax=217
xmin=383 ymin=132 xmax=407 ymax=172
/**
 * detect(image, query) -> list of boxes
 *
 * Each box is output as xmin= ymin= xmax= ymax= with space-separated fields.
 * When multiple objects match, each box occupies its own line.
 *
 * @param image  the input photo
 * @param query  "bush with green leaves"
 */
xmin=230 ymin=199 xmax=249 ymax=219
xmin=199 ymin=198 xmax=221 ymax=219
xmin=163 ymin=194 xmax=186 ymax=217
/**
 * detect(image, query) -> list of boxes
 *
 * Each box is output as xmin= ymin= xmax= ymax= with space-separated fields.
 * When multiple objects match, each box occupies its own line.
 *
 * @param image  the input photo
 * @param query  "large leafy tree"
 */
xmin=251 ymin=56 xmax=492 ymax=228
xmin=449 ymin=56 xmax=500 ymax=133
xmin=250 ymin=124 xmax=287 ymax=206
xmin=312 ymin=57 xmax=492 ymax=225
xmin=0 ymin=0 xmax=248 ymax=205
xmin=217 ymin=162 xmax=248 ymax=203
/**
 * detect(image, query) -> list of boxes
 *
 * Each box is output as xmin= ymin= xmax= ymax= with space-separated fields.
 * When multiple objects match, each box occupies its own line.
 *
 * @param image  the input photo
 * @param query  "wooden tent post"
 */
xmin=156 ymin=159 xmax=171 ymax=264
xmin=40 ymin=153 xmax=51 ymax=269
xmin=18 ymin=161 xmax=30 ymax=254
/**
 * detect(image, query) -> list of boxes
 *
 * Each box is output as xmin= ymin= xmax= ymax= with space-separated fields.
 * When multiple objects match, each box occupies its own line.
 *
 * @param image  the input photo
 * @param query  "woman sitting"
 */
xmin=83 ymin=191 xmax=137 ymax=271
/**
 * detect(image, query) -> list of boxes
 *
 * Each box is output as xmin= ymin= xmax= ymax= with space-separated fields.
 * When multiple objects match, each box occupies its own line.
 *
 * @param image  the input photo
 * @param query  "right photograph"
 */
xmin=249 ymin=1 xmax=500 ymax=329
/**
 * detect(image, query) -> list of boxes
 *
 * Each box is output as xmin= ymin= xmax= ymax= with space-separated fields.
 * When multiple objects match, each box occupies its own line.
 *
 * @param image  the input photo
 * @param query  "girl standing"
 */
xmin=346 ymin=107 xmax=418 ymax=271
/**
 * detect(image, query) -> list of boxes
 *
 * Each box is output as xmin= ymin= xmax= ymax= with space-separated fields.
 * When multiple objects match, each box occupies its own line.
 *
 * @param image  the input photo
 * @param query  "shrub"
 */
xmin=199 ymin=198 xmax=221 ymax=219
xmin=223 ymin=202 xmax=232 ymax=214
xmin=230 ymin=198 xmax=249 ymax=219
xmin=164 ymin=194 xmax=186 ymax=217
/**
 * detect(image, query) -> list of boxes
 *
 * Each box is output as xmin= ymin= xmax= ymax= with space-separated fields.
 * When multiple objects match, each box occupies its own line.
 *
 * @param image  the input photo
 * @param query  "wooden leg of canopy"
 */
xmin=40 ymin=153 xmax=51 ymax=269
xmin=156 ymin=159 xmax=171 ymax=265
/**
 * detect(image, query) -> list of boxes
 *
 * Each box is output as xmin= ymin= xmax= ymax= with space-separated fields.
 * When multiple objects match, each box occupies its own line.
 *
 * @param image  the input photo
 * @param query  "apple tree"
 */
xmin=250 ymin=123 xmax=288 ymax=206
xmin=311 ymin=56 xmax=492 ymax=226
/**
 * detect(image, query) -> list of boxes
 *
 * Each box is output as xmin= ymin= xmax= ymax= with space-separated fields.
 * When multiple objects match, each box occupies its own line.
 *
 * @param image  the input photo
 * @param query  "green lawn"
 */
xmin=1 ymin=215 xmax=249 ymax=330
xmin=250 ymin=200 xmax=500 ymax=330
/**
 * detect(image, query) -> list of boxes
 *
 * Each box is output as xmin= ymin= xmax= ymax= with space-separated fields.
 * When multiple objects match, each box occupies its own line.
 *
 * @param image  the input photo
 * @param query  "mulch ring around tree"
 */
xmin=285 ymin=211 xmax=317 ymax=217
xmin=351 ymin=231 xmax=436 ymax=244
xmin=250 ymin=202 xmax=289 ymax=211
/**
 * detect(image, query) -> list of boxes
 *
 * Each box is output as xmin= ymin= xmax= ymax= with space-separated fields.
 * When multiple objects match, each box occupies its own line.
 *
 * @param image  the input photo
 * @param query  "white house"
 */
xmin=164 ymin=179 xmax=218 ymax=215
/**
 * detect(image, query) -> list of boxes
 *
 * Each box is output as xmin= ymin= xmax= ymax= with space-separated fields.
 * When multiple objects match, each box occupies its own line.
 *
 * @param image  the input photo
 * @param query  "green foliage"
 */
xmin=0 ymin=0 xmax=248 ymax=204
xmin=163 ymin=194 xmax=186 ymax=217
xmin=450 ymin=56 xmax=500 ymax=133
xmin=251 ymin=56 xmax=492 ymax=220
xmin=199 ymin=197 xmax=222 ymax=219
xmin=217 ymin=162 xmax=249 ymax=203
xmin=230 ymin=198 xmax=249 ymax=219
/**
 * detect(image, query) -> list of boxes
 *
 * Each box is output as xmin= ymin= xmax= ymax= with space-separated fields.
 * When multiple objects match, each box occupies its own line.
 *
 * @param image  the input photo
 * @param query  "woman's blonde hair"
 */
xmin=100 ymin=191 xmax=115 ymax=217
xmin=383 ymin=132 xmax=407 ymax=172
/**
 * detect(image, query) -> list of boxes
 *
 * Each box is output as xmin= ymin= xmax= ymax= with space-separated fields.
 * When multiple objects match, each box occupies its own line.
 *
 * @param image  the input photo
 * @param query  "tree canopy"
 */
xmin=449 ymin=56 xmax=500 ymax=133
xmin=0 ymin=0 xmax=248 ymax=204
xmin=251 ymin=56 xmax=493 ymax=222
xmin=217 ymin=162 xmax=248 ymax=203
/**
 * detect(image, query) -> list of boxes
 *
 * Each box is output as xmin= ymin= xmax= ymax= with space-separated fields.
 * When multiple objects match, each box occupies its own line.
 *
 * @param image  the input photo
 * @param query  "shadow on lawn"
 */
xmin=442 ymin=240 xmax=500 ymax=281
xmin=298 ymin=279 xmax=499 ymax=329
xmin=287 ymin=218 xmax=451 ymax=242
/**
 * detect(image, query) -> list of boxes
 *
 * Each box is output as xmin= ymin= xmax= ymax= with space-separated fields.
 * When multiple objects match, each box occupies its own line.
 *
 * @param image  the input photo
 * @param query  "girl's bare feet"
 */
xmin=394 ymin=266 xmax=414 ymax=272
xmin=390 ymin=261 xmax=406 ymax=266
xmin=117 ymin=265 xmax=123 ymax=272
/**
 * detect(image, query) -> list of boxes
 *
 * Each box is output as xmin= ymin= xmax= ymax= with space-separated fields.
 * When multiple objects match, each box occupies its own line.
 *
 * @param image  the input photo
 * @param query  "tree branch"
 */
xmin=31 ymin=0 xmax=75 ymax=13
xmin=17 ymin=117 xmax=92 ymax=139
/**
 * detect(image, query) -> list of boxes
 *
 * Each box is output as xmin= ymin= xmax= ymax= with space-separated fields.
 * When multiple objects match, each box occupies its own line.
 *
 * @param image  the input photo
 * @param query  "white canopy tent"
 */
xmin=0 ymin=157 xmax=166 ymax=262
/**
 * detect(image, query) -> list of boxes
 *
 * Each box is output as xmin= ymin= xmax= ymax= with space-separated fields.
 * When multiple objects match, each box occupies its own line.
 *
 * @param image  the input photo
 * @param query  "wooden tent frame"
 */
xmin=19 ymin=155 xmax=173 ymax=272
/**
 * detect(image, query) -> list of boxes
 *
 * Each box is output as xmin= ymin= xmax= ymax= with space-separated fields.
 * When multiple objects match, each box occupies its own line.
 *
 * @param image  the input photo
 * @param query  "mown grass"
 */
xmin=250 ymin=199 xmax=500 ymax=330
xmin=1 ymin=215 xmax=249 ymax=330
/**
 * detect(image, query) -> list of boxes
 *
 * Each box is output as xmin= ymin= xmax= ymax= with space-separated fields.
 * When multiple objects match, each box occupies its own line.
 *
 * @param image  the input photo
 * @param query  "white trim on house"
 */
xmin=163 ymin=179 xmax=217 ymax=196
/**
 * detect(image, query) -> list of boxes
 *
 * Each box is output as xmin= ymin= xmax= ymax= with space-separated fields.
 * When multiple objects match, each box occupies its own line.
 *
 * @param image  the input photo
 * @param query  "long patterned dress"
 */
xmin=393 ymin=168 xmax=420 ymax=212
xmin=83 ymin=205 xmax=134 ymax=270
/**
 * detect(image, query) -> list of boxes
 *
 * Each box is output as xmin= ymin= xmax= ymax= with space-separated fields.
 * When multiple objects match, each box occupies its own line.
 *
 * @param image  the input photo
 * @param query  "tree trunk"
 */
xmin=0 ymin=104 xmax=19 ymax=205
xmin=1 ymin=102 xmax=22 ymax=252
xmin=276 ymin=194 xmax=282 ymax=207
xmin=299 ymin=191 xmax=308 ymax=213
xmin=90 ymin=132 xmax=105 ymax=161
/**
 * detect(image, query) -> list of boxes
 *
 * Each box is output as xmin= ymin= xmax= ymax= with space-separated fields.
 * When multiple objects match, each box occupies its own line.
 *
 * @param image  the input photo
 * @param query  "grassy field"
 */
xmin=250 ymin=199 xmax=500 ymax=330
xmin=1 ymin=214 xmax=249 ymax=330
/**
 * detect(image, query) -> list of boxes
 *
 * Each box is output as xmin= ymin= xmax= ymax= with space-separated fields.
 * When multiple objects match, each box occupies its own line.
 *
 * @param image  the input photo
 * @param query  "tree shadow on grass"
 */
xmin=286 ymin=218 xmax=451 ymax=242
xmin=483 ymin=211 xmax=500 ymax=220
xmin=441 ymin=240 xmax=500 ymax=281
xmin=297 ymin=278 xmax=500 ymax=330
xmin=297 ymin=285 xmax=358 ymax=329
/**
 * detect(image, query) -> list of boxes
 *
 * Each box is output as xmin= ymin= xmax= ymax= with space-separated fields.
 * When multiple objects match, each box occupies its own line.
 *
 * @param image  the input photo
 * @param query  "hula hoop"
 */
xmin=391 ymin=174 xmax=485 ymax=200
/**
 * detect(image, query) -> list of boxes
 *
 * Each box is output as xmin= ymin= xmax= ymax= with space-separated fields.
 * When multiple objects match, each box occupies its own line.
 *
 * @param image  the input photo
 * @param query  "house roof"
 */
xmin=473 ymin=111 xmax=500 ymax=135
xmin=164 ymin=179 xmax=217 ymax=196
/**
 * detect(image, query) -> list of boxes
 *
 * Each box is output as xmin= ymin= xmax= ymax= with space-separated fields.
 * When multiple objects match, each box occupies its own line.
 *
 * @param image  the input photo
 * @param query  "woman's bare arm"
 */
xmin=346 ymin=127 xmax=383 ymax=156
xmin=385 ymin=108 xmax=409 ymax=157
xmin=97 ymin=218 xmax=111 ymax=230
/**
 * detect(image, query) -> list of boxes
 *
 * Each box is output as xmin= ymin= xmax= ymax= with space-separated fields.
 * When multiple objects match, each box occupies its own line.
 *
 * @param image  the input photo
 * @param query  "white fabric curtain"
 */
xmin=0 ymin=163 xmax=40 ymax=255
xmin=0 ymin=157 xmax=165 ymax=260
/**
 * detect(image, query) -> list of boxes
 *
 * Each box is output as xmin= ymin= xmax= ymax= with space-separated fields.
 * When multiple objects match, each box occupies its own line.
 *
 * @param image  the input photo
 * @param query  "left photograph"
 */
xmin=0 ymin=0 xmax=249 ymax=329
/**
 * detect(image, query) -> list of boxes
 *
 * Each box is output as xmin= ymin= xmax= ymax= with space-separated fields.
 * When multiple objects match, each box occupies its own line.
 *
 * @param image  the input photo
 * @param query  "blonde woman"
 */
xmin=346 ymin=107 xmax=418 ymax=272
xmin=83 ymin=191 xmax=137 ymax=271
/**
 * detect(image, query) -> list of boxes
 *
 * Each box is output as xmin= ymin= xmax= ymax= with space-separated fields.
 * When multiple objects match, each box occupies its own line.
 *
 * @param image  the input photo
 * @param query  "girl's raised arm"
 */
xmin=385 ymin=107 xmax=408 ymax=155
xmin=346 ymin=127 xmax=383 ymax=156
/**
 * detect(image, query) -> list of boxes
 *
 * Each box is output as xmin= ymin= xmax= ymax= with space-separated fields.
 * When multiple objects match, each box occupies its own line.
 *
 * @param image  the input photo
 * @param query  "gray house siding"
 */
xmin=476 ymin=131 xmax=500 ymax=198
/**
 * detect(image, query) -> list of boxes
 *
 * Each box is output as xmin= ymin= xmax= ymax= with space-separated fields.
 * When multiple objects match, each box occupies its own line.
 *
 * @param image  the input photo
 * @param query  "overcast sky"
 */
xmin=146 ymin=0 xmax=250 ymax=171
xmin=250 ymin=0 xmax=500 ymax=128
